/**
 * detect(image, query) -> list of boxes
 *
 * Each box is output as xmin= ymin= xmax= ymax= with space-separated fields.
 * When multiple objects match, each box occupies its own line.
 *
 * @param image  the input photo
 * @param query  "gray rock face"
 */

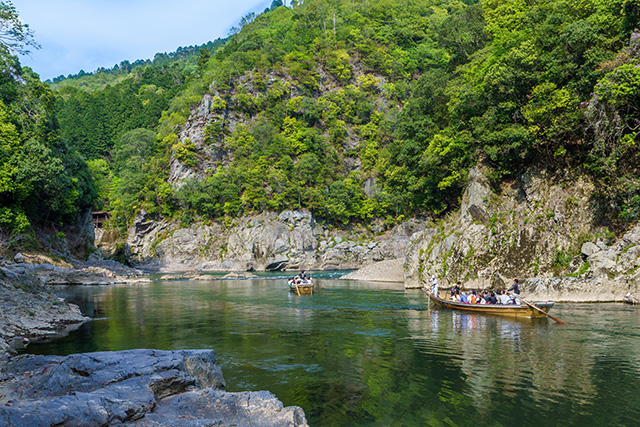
xmin=460 ymin=166 xmax=492 ymax=226
xmin=581 ymin=242 xmax=600 ymax=257
xmin=0 ymin=267 xmax=87 ymax=363
xmin=75 ymin=208 xmax=96 ymax=248
xmin=125 ymin=209 xmax=422 ymax=273
xmin=0 ymin=349 xmax=307 ymax=426
xmin=523 ymin=277 xmax=632 ymax=302
xmin=131 ymin=389 xmax=308 ymax=427
xmin=404 ymin=165 xmax=640 ymax=301
xmin=1 ymin=261 xmax=147 ymax=286
xmin=168 ymin=92 xmax=236 ymax=189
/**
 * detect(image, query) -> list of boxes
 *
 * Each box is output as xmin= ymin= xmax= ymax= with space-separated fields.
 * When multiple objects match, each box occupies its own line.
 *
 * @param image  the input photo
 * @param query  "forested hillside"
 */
xmin=0 ymin=2 xmax=96 ymax=233
xmin=48 ymin=39 xmax=225 ymax=91
xmin=42 ymin=0 xmax=640 ymax=235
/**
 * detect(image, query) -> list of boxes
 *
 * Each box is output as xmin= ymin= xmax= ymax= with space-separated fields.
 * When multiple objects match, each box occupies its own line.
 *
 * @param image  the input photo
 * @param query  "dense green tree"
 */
xmin=47 ymin=0 xmax=640 ymax=232
xmin=0 ymin=0 xmax=38 ymax=55
xmin=0 ymin=3 xmax=97 ymax=232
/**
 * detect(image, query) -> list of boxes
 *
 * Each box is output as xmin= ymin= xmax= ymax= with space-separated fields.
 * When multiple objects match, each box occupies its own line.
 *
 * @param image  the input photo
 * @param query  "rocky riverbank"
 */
xmin=404 ymin=165 xmax=640 ymax=302
xmin=0 ymin=252 xmax=152 ymax=363
xmin=0 ymin=266 xmax=87 ymax=364
xmin=0 ymin=349 xmax=307 ymax=426
xmin=0 ymin=254 xmax=310 ymax=426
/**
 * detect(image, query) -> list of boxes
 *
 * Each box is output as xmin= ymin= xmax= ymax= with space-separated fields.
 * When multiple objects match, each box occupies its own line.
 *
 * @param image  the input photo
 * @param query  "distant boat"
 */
xmin=425 ymin=290 xmax=555 ymax=319
xmin=288 ymin=279 xmax=314 ymax=295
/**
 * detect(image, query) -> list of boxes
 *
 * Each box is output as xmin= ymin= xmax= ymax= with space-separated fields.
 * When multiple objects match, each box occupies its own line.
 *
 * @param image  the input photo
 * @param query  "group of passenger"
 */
xmin=451 ymin=288 xmax=520 ymax=305
xmin=431 ymin=276 xmax=523 ymax=306
xmin=289 ymin=269 xmax=312 ymax=285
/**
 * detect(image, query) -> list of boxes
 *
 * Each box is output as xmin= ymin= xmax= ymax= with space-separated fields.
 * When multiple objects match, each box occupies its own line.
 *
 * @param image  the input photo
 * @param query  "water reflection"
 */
xmin=410 ymin=303 xmax=640 ymax=426
xmin=23 ymin=280 xmax=640 ymax=426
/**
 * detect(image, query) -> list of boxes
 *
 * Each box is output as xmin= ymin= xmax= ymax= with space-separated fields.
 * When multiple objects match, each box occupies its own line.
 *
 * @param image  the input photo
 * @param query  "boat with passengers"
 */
xmin=288 ymin=269 xmax=316 ymax=295
xmin=425 ymin=289 xmax=555 ymax=319
xmin=288 ymin=280 xmax=314 ymax=295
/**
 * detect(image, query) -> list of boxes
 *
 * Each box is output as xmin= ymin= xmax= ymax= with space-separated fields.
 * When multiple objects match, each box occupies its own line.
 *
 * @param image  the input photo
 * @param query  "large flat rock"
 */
xmin=0 ymin=349 xmax=307 ymax=427
xmin=340 ymin=258 xmax=405 ymax=283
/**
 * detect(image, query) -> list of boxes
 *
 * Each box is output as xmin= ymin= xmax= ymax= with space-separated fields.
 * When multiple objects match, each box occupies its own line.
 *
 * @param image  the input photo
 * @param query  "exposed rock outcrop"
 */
xmin=0 ymin=266 xmax=87 ymax=363
xmin=340 ymin=258 xmax=405 ymax=283
xmin=126 ymin=209 xmax=423 ymax=272
xmin=405 ymin=165 xmax=640 ymax=301
xmin=1 ymin=261 xmax=147 ymax=286
xmin=0 ymin=349 xmax=307 ymax=426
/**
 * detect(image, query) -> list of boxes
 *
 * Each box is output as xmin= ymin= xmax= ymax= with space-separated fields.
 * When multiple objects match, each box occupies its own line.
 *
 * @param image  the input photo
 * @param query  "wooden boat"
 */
xmin=426 ymin=290 xmax=554 ymax=319
xmin=288 ymin=281 xmax=314 ymax=295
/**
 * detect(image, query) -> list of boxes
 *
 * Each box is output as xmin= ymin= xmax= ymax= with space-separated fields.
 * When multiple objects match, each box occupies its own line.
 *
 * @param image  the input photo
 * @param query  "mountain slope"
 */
xmin=51 ymin=0 xmax=640 ymax=237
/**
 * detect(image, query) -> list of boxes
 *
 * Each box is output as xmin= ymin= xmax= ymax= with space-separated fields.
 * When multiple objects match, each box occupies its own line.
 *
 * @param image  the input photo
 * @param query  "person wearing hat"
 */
xmin=451 ymin=281 xmax=461 ymax=299
xmin=430 ymin=275 xmax=439 ymax=296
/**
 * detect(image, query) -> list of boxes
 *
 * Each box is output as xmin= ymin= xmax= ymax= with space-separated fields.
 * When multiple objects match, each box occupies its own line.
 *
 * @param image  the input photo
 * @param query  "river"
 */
xmin=23 ymin=273 xmax=640 ymax=426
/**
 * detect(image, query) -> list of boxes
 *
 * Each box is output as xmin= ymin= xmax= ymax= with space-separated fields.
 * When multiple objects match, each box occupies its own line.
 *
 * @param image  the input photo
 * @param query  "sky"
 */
xmin=12 ymin=0 xmax=277 ymax=81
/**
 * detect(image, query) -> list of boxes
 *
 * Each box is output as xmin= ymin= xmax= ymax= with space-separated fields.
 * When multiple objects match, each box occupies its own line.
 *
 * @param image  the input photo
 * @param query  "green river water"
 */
xmin=23 ymin=273 xmax=640 ymax=426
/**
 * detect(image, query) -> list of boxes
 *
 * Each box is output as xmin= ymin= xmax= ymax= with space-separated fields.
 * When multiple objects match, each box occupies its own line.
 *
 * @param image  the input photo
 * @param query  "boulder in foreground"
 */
xmin=0 ymin=349 xmax=308 ymax=427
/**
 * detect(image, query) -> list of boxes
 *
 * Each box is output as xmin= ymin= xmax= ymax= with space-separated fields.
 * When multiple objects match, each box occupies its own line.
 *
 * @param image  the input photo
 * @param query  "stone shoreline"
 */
xmin=0 ymin=259 xmax=309 ymax=426
xmin=340 ymin=260 xmax=638 ymax=303
xmin=0 ymin=266 xmax=88 ymax=364
xmin=1 ymin=253 xmax=636 ymax=425
xmin=405 ymin=277 xmax=636 ymax=303
xmin=0 ymin=349 xmax=308 ymax=426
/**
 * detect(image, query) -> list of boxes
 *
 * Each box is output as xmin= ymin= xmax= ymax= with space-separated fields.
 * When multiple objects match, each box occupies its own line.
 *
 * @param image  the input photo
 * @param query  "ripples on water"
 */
xmin=24 ymin=277 xmax=640 ymax=426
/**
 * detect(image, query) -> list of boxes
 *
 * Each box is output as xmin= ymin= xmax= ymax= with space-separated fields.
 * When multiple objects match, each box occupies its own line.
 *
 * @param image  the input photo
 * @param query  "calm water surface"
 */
xmin=23 ymin=274 xmax=640 ymax=426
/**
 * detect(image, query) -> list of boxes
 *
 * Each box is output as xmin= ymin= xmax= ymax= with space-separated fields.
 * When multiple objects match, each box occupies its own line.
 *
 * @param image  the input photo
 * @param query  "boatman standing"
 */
xmin=430 ymin=275 xmax=439 ymax=296
xmin=508 ymin=278 xmax=521 ymax=295
xmin=297 ymin=269 xmax=308 ymax=284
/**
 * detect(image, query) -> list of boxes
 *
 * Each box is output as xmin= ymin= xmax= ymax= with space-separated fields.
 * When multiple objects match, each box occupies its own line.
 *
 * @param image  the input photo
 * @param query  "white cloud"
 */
xmin=12 ymin=0 xmax=273 ymax=79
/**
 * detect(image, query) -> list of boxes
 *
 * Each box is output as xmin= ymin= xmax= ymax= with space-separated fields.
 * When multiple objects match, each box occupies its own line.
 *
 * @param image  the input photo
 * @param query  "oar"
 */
xmin=294 ymin=283 xmax=301 ymax=296
xmin=518 ymin=295 xmax=568 ymax=324
xmin=313 ymin=281 xmax=325 ymax=289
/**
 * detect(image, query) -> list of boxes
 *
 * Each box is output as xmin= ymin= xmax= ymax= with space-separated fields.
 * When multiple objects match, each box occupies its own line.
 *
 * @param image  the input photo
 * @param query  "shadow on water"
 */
xmin=22 ymin=278 xmax=640 ymax=426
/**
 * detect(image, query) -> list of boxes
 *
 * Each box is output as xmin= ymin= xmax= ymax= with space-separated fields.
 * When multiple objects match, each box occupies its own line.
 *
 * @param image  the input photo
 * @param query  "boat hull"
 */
xmin=427 ymin=290 xmax=554 ymax=319
xmin=289 ymin=284 xmax=314 ymax=294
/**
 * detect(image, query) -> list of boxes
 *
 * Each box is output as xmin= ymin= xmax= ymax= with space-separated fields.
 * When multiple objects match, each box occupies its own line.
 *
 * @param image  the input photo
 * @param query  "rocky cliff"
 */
xmin=405 ymin=165 xmax=640 ymax=301
xmin=124 ymin=209 xmax=423 ymax=272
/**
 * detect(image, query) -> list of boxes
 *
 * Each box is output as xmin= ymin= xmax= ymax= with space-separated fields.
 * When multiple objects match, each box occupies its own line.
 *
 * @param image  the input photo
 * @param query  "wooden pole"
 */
xmin=519 ymin=296 xmax=568 ymax=324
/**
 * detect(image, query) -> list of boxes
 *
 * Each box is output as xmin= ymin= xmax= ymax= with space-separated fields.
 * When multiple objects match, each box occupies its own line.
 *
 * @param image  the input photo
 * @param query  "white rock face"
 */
xmin=460 ymin=166 xmax=492 ymax=226
xmin=581 ymin=242 xmax=600 ymax=257
xmin=125 ymin=209 xmax=423 ymax=273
